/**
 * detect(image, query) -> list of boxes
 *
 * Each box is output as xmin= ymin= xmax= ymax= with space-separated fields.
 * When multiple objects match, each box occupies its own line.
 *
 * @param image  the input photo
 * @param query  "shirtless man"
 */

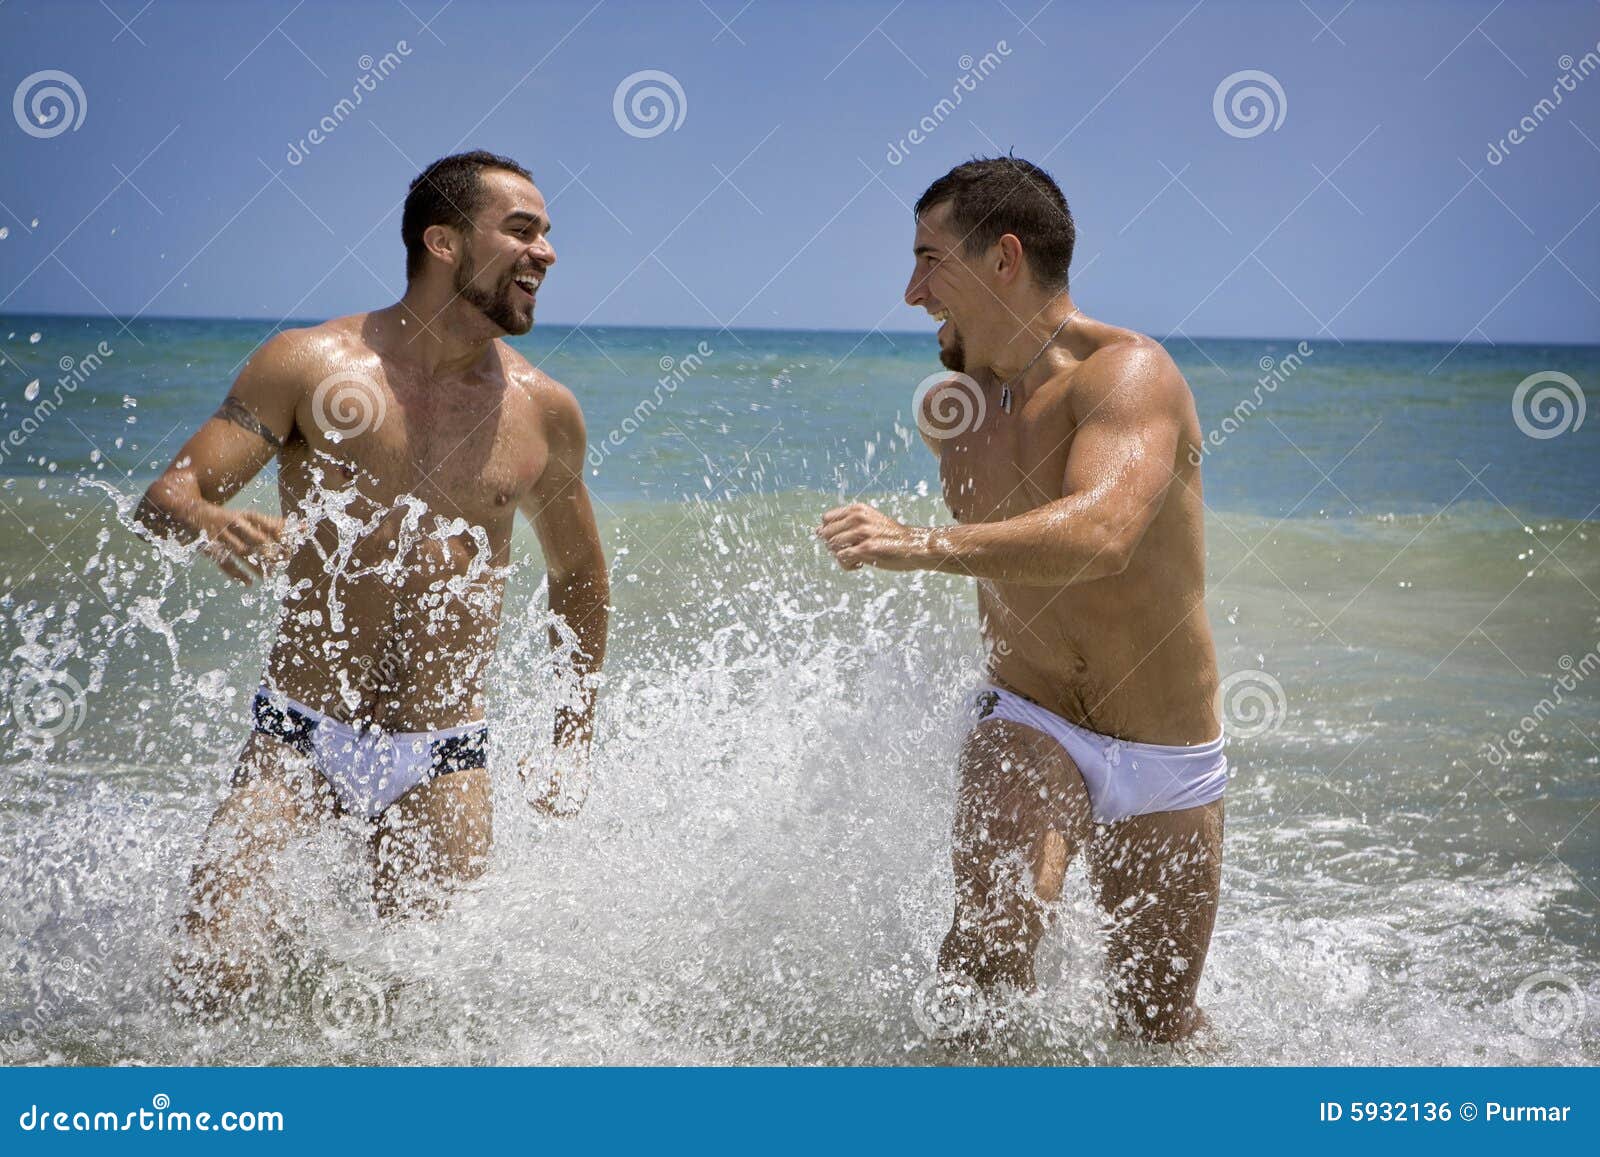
xmin=818 ymin=157 xmax=1225 ymax=1043
xmin=137 ymin=150 xmax=609 ymax=999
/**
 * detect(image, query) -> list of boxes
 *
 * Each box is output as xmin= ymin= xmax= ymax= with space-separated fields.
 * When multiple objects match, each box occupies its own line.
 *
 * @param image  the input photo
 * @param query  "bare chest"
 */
xmin=938 ymin=396 xmax=1075 ymax=524
xmin=292 ymin=373 xmax=548 ymax=519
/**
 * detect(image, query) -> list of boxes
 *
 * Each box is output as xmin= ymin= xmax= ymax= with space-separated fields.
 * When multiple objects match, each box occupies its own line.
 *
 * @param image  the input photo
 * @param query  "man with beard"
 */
xmin=818 ymin=157 xmax=1226 ymax=1043
xmin=138 ymin=151 xmax=609 ymax=1002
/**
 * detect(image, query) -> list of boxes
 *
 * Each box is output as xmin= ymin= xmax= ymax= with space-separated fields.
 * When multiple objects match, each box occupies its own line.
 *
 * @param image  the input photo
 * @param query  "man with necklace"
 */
xmin=819 ymin=157 xmax=1226 ymax=1043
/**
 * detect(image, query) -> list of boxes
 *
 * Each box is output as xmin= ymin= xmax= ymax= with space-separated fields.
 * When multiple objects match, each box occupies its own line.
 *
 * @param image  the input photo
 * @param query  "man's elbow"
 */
xmin=1078 ymin=521 xmax=1139 ymax=580
xmin=550 ymin=556 xmax=610 ymax=597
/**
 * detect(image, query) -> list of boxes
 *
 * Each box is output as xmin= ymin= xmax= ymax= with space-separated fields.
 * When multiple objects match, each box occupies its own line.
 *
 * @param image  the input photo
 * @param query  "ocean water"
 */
xmin=1 ymin=314 xmax=1597 ymax=1065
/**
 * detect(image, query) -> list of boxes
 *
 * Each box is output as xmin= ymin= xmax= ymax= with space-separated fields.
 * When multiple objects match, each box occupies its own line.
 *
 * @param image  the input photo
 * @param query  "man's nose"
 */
xmin=904 ymin=271 xmax=924 ymax=308
xmin=532 ymin=238 xmax=556 ymax=267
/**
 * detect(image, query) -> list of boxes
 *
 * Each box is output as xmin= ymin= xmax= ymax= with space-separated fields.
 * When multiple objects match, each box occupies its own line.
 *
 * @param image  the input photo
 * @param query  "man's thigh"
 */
xmin=1086 ymin=798 xmax=1224 ymax=1038
xmin=190 ymin=731 xmax=334 ymax=907
xmin=371 ymin=767 xmax=492 ymax=916
xmin=952 ymin=719 xmax=1093 ymax=913
xmin=177 ymin=732 xmax=337 ymax=1001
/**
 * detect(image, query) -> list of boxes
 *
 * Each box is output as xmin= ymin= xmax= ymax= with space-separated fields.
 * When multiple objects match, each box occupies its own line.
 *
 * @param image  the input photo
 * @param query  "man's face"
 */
xmin=903 ymin=201 xmax=996 ymax=374
xmin=452 ymin=169 xmax=557 ymax=336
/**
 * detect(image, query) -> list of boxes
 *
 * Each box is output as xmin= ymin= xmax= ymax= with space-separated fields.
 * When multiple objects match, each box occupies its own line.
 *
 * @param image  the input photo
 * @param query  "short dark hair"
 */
xmin=402 ymin=150 xmax=534 ymax=279
xmin=914 ymin=156 xmax=1075 ymax=289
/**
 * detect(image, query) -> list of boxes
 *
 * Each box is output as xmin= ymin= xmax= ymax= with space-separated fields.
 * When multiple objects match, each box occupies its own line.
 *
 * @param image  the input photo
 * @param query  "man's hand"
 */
xmin=817 ymin=503 xmax=928 ymax=571
xmin=193 ymin=506 xmax=287 ymax=586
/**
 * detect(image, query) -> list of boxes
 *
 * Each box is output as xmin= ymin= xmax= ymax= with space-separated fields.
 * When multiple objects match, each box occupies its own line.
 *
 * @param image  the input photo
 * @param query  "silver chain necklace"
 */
xmin=1000 ymin=307 xmax=1080 ymax=414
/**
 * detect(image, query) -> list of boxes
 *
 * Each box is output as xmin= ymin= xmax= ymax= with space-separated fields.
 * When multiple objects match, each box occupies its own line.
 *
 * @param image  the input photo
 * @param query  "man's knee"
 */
xmin=939 ymin=919 xmax=1036 ymax=990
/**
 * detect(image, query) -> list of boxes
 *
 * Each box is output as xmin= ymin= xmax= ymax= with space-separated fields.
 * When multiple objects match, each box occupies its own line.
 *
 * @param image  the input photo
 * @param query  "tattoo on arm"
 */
xmin=212 ymin=396 xmax=284 ymax=450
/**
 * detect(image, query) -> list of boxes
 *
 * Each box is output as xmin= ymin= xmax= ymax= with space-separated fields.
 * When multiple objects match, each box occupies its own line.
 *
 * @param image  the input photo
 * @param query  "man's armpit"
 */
xmin=212 ymin=396 xmax=284 ymax=450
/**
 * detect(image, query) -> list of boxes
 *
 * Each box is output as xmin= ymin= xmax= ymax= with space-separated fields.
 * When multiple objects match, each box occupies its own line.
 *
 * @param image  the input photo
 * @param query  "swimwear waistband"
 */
xmin=250 ymin=691 xmax=488 ymax=774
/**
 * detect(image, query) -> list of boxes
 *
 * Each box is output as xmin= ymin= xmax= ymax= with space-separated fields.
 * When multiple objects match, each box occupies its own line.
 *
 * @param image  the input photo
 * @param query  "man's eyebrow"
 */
xmin=914 ymin=244 xmax=941 ymax=256
xmin=505 ymin=210 xmax=549 ymax=230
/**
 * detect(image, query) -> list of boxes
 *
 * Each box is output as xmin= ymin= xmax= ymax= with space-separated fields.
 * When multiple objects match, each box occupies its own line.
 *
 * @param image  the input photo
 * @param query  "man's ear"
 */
xmin=423 ymin=223 xmax=462 ymax=268
xmin=995 ymin=233 xmax=1026 ymax=286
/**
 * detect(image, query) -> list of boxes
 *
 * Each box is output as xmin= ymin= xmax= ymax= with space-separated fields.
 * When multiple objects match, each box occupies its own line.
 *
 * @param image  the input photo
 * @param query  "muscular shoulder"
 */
xmin=240 ymin=316 xmax=372 ymax=397
xmin=1068 ymin=332 xmax=1189 ymax=422
xmin=495 ymin=342 xmax=587 ymax=450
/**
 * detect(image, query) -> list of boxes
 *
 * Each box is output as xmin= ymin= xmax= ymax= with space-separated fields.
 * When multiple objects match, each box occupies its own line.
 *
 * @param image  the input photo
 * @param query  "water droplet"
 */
xmin=24 ymin=380 xmax=39 ymax=400
xmin=28 ymin=332 xmax=41 ymax=343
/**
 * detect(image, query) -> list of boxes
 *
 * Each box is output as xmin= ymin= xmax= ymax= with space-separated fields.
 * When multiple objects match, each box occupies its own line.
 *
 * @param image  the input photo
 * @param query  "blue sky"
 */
xmin=2 ymin=0 xmax=1597 ymax=342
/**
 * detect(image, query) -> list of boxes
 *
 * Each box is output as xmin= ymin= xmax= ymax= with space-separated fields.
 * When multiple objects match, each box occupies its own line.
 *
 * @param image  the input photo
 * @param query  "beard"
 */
xmin=938 ymin=326 xmax=966 ymax=373
xmin=455 ymin=253 xmax=531 ymax=335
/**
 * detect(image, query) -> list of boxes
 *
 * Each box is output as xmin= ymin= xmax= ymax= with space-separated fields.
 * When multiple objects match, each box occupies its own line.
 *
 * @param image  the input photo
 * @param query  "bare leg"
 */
xmin=938 ymin=719 xmax=1093 ymax=994
xmin=371 ymin=767 xmax=492 ymax=918
xmin=174 ymin=732 xmax=337 ymax=1008
xmin=1087 ymin=798 xmax=1224 ymax=1043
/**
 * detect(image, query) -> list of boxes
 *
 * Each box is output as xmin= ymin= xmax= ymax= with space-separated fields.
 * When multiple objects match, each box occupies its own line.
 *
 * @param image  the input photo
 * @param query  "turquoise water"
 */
xmin=0 ymin=317 xmax=1597 ymax=518
xmin=1 ymin=315 xmax=1597 ymax=1065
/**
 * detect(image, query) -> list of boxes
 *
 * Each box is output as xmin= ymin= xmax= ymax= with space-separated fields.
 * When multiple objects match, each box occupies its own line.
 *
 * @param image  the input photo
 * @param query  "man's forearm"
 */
xmin=908 ymin=499 xmax=1132 ymax=586
xmin=134 ymin=473 xmax=206 ymax=543
xmin=549 ymin=567 xmax=609 ymax=747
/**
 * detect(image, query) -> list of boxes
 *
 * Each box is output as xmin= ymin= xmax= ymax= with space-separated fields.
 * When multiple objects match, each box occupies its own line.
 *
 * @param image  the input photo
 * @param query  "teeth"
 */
xmin=931 ymin=309 xmax=949 ymax=323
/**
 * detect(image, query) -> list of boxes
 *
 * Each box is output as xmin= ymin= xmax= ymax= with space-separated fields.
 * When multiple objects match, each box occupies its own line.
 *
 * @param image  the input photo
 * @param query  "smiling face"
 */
xmin=903 ymin=201 xmax=999 ymax=374
xmin=450 ymin=169 xmax=556 ymax=336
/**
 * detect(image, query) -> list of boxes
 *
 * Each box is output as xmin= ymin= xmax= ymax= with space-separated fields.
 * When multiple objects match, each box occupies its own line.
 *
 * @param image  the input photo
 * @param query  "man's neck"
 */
xmin=387 ymin=293 xmax=499 ymax=378
xmin=988 ymin=292 xmax=1078 ymax=386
